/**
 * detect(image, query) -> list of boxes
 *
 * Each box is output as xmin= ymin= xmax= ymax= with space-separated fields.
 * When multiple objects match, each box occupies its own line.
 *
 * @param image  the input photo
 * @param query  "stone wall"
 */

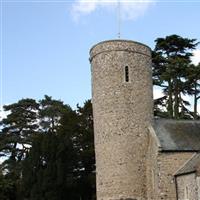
xmin=146 ymin=126 xmax=159 ymax=200
xmin=147 ymin=126 xmax=197 ymax=200
xmin=176 ymin=173 xmax=198 ymax=200
xmin=196 ymin=176 xmax=200 ymax=200
xmin=157 ymin=152 xmax=194 ymax=200
xmin=90 ymin=40 xmax=153 ymax=200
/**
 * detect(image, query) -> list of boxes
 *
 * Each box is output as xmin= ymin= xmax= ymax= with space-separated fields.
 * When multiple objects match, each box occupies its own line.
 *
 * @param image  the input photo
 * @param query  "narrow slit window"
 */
xmin=125 ymin=66 xmax=129 ymax=82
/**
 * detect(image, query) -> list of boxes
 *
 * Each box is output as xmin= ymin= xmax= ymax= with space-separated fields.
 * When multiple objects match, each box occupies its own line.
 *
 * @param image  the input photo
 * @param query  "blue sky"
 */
xmin=1 ymin=0 xmax=200 ymax=117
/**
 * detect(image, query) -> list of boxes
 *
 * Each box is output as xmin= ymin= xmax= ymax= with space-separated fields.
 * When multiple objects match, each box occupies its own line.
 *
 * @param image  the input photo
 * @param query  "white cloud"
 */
xmin=71 ymin=0 xmax=155 ymax=21
xmin=192 ymin=49 xmax=200 ymax=65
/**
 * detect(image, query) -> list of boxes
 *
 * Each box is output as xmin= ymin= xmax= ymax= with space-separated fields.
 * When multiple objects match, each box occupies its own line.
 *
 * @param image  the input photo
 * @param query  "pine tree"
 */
xmin=186 ymin=63 xmax=200 ymax=119
xmin=76 ymin=100 xmax=96 ymax=200
xmin=21 ymin=96 xmax=77 ymax=200
xmin=0 ymin=98 xmax=39 ymax=199
xmin=152 ymin=34 xmax=199 ymax=119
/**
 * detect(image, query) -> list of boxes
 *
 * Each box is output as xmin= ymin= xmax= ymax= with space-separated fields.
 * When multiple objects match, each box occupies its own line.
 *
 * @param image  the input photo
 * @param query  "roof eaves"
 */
xmin=175 ymin=170 xmax=196 ymax=177
xmin=159 ymin=150 xmax=200 ymax=153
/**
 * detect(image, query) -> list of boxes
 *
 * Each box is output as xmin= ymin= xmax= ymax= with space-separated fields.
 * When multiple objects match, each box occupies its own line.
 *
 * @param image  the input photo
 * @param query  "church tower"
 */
xmin=90 ymin=40 xmax=153 ymax=200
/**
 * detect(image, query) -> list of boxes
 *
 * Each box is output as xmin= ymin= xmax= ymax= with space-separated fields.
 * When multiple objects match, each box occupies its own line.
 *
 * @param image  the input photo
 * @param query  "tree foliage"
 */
xmin=0 ymin=97 xmax=95 ymax=200
xmin=152 ymin=34 xmax=199 ymax=119
xmin=186 ymin=63 xmax=200 ymax=119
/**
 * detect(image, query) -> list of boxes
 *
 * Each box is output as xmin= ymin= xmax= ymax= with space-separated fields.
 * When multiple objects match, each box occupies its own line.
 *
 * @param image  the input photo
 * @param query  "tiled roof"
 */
xmin=153 ymin=119 xmax=200 ymax=151
xmin=175 ymin=153 xmax=200 ymax=176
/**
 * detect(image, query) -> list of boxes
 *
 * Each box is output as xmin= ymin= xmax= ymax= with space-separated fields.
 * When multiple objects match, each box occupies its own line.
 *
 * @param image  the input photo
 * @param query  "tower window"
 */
xmin=125 ymin=66 xmax=129 ymax=82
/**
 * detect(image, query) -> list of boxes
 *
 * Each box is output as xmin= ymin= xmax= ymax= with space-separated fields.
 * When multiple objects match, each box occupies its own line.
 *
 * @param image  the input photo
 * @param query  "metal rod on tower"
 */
xmin=117 ymin=0 xmax=121 ymax=39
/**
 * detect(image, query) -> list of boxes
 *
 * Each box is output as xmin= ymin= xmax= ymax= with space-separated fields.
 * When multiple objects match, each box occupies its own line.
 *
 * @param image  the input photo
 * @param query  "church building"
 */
xmin=89 ymin=39 xmax=200 ymax=200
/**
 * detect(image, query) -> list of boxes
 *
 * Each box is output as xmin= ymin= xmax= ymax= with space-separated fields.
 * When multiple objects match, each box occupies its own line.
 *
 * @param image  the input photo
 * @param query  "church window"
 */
xmin=125 ymin=66 xmax=129 ymax=82
xmin=185 ymin=186 xmax=189 ymax=200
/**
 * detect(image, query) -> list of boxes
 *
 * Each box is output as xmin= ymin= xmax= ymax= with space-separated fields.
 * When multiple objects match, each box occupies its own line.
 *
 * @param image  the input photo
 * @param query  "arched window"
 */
xmin=125 ymin=66 xmax=129 ymax=82
xmin=185 ymin=186 xmax=189 ymax=200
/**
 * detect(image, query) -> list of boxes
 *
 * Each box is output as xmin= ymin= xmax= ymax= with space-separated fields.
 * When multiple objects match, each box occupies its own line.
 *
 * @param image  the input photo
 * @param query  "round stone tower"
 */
xmin=90 ymin=40 xmax=153 ymax=200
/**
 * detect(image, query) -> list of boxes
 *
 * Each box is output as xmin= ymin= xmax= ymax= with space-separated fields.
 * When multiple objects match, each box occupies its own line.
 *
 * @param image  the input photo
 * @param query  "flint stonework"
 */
xmin=90 ymin=40 xmax=200 ymax=200
xmin=90 ymin=40 xmax=153 ymax=200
